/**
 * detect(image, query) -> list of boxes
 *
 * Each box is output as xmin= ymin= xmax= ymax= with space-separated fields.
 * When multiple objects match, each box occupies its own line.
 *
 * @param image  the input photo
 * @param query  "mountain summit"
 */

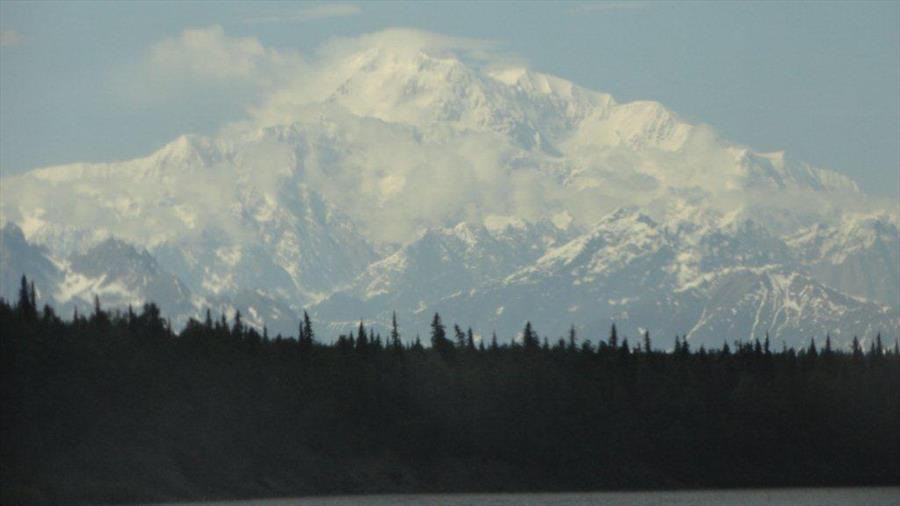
xmin=1 ymin=32 xmax=896 ymax=345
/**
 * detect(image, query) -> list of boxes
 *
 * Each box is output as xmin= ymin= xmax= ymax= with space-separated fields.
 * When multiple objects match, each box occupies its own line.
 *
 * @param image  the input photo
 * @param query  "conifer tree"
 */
xmin=16 ymin=275 xmax=36 ymax=321
xmin=454 ymin=324 xmax=466 ymax=349
xmin=522 ymin=321 xmax=539 ymax=350
xmin=305 ymin=311 xmax=314 ymax=341
xmin=17 ymin=275 xmax=28 ymax=310
xmin=430 ymin=313 xmax=450 ymax=356
xmin=357 ymin=320 xmax=368 ymax=352
xmin=609 ymin=323 xmax=618 ymax=350
xmin=373 ymin=333 xmax=383 ymax=351
xmin=390 ymin=311 xmax=401 ymax=349
xmin=92 ymin=294 xmax=109 ymax=327
xmin=643 ymin=330 xmax=652 ymax=354
xmin=852 ymin=336 xmax=863 ymax=360
xmin=232 ymin=310 xmax=243 ymax=338
xmin=680 ymin=336 xmax=690 ymax=355
xmin=28 ymin=281 xmax=36 ymax=313
xmin=580 ymin=339 xmax=594 ymax=354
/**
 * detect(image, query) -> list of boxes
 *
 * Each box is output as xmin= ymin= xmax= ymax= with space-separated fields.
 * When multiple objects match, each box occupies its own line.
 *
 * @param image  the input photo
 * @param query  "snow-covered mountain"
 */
xmin=313 ymin=218 xmax=577 ymax=335
xmin=786 ymin=213 xmax=900 ymax=306
xmin=0 ymin=223 xmax=62 ymax=306
xmin=1 ymin=33 xmax=896 ymax=346
xmin=409 ymin=210 xmax=897 ymax=348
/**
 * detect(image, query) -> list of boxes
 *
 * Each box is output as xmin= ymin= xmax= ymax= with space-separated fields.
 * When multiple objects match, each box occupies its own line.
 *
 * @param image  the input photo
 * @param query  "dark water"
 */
xmin=149 ymin=488 xmax=899 ymax=505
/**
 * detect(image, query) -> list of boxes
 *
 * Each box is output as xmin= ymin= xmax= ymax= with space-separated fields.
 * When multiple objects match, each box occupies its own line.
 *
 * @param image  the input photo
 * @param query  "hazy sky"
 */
xmin=1 ymin=1 xmax=898 ymax=198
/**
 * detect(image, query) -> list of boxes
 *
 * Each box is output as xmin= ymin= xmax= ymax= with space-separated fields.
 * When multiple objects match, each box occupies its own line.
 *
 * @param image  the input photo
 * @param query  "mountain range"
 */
xmin=1 ymin=35 xmax=897 ymax=348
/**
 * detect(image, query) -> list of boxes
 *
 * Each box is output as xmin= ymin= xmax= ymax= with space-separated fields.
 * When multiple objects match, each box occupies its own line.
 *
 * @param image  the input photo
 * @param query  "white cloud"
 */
xmin=146 ymin=25 xmax=302 ymax=82
xmin=247 ymin=4 xmax=362 ymax=24
xmin=0 ymin=30 xmax=22 ymax=47
xmin=122 ymin=26 xmax=503 ymax=112
xmin=247 ymin=28 xmax=506 ymax=126
xmin=117 ymin=25 xmax=306 ymax=105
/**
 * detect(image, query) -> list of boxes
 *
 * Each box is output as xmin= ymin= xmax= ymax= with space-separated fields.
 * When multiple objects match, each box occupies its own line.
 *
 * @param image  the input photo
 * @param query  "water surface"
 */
xmin=149 ymin=487 xmax=899 ymax=505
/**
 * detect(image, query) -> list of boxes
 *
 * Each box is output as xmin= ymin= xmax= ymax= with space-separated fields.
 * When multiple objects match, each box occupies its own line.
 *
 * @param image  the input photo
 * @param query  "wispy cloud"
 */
xmin=115 ymin=25 xmax=306 ymax=106
xmin=568 ymin=2 xmax=650 ymax=14
xmin=0 ymin=30 xmax=22 ymax=47
xmin=247 ymin=3 xmax=362 ymax=24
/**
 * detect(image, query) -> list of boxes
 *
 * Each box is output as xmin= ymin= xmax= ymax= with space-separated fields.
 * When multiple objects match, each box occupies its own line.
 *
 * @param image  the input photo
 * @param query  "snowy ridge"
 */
xmin=0 ymin=39 xmax=895 ymax=342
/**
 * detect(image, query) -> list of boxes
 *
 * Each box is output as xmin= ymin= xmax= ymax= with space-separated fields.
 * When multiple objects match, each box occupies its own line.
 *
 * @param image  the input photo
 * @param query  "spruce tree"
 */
xmin=232 ymin=310 xmax=243 ymax=338
xmin=430 ymin=313 xmax=450 ymax=355
xmin=390 ymin=311 xmax=401 ymax=349
xmin=357 ymin=320 xmax=368 ymax=352
xmin=17 ymin=275 xmax=28 ymax=313
xmin=454 ymin=324 xmax=466 ymax=349
xmin=16 ymin=275 xmax=36 ymax=321
xmin=298 ymin=311 xmax=315 ymax=351
xmin=28 ymin=281 xmax=36 ymax=313
xmin=522 ymin=321 xmax=539 ymax=350
xmin=852 ymin=336 xmax=863 ymax=360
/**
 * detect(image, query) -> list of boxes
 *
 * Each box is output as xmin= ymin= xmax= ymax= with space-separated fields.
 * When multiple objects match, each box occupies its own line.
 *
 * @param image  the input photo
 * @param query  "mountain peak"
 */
xmin=596 ymin=207 xmax=658 ymax=229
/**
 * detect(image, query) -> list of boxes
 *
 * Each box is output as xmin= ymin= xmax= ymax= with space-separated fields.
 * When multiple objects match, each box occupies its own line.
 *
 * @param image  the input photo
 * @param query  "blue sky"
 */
xmin=1 ymin=1 xmax=898 ymax=197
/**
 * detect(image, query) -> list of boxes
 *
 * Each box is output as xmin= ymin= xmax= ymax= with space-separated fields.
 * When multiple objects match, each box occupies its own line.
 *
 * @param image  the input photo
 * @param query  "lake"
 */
xmin=148 ymin=488 xmax=899 ymax=505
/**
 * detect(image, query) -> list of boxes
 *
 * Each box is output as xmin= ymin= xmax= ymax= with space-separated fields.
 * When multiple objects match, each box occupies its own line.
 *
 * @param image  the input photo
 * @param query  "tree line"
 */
xmin=2 ymin=275 xmax=899 ymax=504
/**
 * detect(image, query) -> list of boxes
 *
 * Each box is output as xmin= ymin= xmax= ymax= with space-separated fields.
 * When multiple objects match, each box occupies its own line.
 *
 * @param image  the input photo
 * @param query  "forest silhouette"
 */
xmin=2 ymin=276 xmax=898 ymax=504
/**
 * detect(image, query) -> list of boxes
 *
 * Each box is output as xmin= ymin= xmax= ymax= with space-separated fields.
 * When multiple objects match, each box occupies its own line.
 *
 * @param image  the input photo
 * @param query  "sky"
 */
xmin=1 ymin=1 xmax=898 ymax=198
